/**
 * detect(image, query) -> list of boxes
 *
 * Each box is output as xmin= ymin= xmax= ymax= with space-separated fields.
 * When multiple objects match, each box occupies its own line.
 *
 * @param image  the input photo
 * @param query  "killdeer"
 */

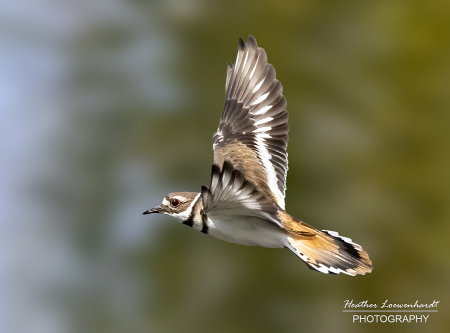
xmin=144 ymin=35 xmax=372 ymax=276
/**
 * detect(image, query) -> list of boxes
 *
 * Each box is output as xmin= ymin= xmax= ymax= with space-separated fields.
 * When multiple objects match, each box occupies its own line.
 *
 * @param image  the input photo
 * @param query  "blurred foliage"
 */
xmin=3 ymin=0 xmax=450 ymax=332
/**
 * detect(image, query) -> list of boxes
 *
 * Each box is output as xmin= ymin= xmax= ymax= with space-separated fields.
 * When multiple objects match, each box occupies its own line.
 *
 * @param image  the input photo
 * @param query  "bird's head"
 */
xmin=143 ymin=192 xmax=201 ymax=222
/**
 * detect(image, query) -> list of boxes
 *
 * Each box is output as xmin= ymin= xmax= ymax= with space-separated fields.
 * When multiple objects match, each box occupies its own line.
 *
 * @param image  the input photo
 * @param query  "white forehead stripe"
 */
xmin=173 ymin=195 xmax=187 ymax=203
xmin=163 ymin=196 xmax=188 ymax=206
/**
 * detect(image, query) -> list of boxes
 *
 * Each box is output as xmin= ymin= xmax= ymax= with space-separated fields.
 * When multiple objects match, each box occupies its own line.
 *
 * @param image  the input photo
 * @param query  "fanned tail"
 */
xmin=285 ymin=228 xmax=372 ymax=276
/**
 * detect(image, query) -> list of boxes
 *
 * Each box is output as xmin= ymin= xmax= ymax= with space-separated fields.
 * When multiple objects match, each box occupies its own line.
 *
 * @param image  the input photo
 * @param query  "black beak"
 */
xmin=143 ymin=205 xmax=162 ymax=215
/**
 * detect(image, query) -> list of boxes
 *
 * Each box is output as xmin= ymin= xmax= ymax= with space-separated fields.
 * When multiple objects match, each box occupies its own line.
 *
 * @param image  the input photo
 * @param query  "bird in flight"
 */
xmin=144 ymin=35 xmax=372 ymax=276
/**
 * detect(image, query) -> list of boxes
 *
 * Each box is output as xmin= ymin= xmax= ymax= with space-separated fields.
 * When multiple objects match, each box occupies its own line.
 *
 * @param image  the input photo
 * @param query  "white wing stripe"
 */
xmin=254 ymin=117 xmax=273 ymax=126
xmin=252 ymin=105 xmax=272 ymax=115
xmin=234 ymin=53 xmax=241 ymax=75
xmin=252 ymin=78 xmax=265 ymax=93
xmin=249 ymin=54 xmax=260 ymax=79
xmin=251 ymin=92 xmax=270 ymax=105
xmin=242 ymin=51 xmax=249 ymax=69
xmin=253 ymin=126 xmax=272 ymax=133
xmin=254 ymin=135 xmax=285 ymax=208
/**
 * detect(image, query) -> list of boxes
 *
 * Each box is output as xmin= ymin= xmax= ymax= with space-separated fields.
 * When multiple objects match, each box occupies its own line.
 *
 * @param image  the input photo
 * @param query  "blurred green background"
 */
xmin=1 ymin=0 xmax=449 ymax=332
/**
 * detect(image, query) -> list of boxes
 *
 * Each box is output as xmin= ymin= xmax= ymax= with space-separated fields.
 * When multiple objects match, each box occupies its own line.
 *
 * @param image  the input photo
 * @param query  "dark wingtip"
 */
xmin=238 ymin=37 xmax=245 ymax=49
xmin=143 ymin=210 xmax=150 ymax=215
xmin=247 ymin=35 xmax=256 ymax=46
xmin=211 ymin=163 xmax=221 ymax=176
xmin=222 ymin=160 xmax=234 ymax=174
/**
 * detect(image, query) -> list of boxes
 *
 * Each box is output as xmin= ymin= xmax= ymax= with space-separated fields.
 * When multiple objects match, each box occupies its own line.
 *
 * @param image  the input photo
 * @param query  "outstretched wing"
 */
xmin=213 ymin=35 xmax=289 ymax=210
xmin=201 ymin=161 xmax=281 ymax=225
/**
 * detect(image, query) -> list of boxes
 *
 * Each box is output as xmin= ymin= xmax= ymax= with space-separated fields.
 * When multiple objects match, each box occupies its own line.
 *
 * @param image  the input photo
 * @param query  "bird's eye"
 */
xmin=171 ymin=198 xmax=180 ymax=207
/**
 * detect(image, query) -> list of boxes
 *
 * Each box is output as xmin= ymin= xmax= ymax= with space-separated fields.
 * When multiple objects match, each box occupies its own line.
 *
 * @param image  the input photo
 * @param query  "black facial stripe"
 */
xmin=182 ymin=219 xmax=194 ymax=228
xmin=182 ymin=205 xmax=195 ymax=228
xmin=183 ymin=194 xmax=201 ymax=228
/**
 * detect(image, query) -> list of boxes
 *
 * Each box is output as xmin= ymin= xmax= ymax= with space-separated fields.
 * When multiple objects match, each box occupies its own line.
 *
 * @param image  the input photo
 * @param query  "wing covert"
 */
xmin=202 ymin=161 xmax=281 ymax=226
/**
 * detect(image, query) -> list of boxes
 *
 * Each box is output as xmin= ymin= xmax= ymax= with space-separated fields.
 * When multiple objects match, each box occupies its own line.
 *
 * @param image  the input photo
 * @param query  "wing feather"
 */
xmin=202 ymin=161 xmax=281 ymax=225
xmin=213 ymin=35 xmax=289 ymax=209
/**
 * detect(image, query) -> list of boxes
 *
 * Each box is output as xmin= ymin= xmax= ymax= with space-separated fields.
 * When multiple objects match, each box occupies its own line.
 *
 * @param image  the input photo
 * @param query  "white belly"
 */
xmin=206 ymin=215 xmax=286 ymax=248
